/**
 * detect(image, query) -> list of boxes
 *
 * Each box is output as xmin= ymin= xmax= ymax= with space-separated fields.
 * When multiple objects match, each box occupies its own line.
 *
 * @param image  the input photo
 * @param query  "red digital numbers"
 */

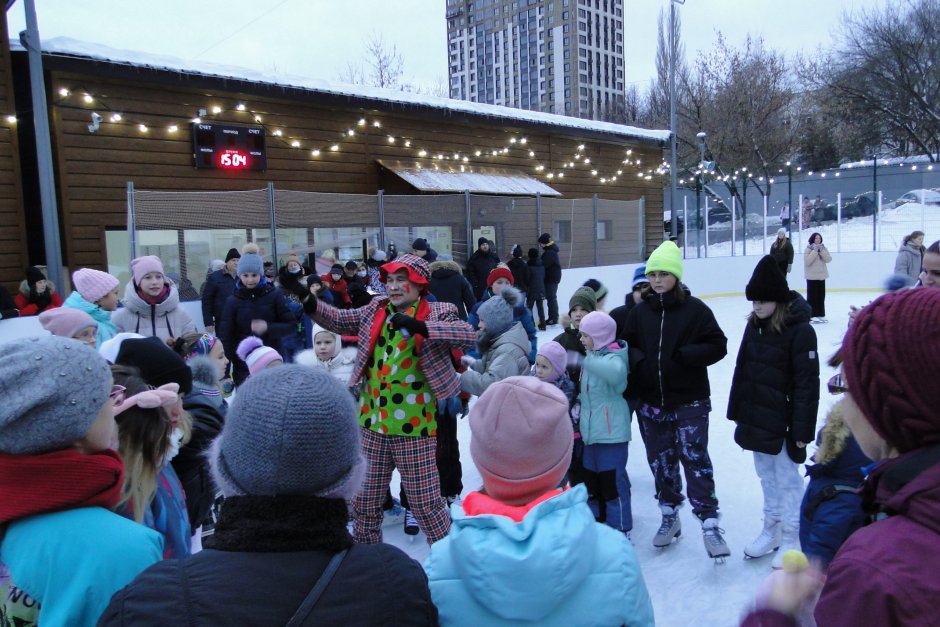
xmin=218 ymin=150 xmax=249 ymax=169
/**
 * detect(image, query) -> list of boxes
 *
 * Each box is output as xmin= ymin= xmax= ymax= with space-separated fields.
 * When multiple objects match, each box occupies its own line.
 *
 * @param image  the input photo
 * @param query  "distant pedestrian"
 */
xmin=538 ymin=233 xmax=562 ymax=325
xmin=779 ymin=202 xmax=791 ymax=229
xmin=14 ymin=266 xmax=62 ymax=316
xmin=526 ymin=247 xmax=546 ymax=330
xmin=769 ymin=228 xmax=794 ymax=275
xmin=465 ymin=237 xmax=500 ymax=301
xmin=804 ymin=232 xmax=832 ymax=323
xmin=894 ymin=230 xmax=924 ymax=284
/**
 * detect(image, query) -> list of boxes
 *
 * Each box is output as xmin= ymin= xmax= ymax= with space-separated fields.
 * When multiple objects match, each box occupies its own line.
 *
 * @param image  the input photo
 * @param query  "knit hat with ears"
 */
xmin=72 ymin=268 xmax=119 ymax=303
xmin=0 ymin=336 xmax=112 ymax=455
xmin=746 ymin=255 xmax=790 ymax=303
xmin=225 ymin=248 xmax=241 ymax=263
xmin=841 ymin=288 xmax=940 ymax=454
xmin=578 ymin=311 xmax=617 ymax=348
xmin=645 ymin=240 xmax=684 ymax=281
xmin=209 ymin=365 xmax=366 ymax=499
xmin=477 ymin=286 xmax=522 ymax=336
xmin=568 ymin=286 xmax=597 ymax=315
xmin=470 ymin=376 xmax=573 ymax=506
xmin=39 ymin=307 xmax=97 ymax=339
xmin=236 ymin=337 xmax=282 ymax=376
xmin=237 ymin=243 xmax=264 ymax=276
xmin=537 ymin=340 xmax=567 ymax=382
xmin=486 ymin=266 xmax=515 ymax=289
xmin=131 ymin=255 xmax=165 ymax=286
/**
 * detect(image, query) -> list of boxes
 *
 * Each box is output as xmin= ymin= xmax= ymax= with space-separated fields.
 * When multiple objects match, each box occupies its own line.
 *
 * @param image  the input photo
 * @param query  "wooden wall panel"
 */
xmin=0 ymin=11 xmax=27 ymax=293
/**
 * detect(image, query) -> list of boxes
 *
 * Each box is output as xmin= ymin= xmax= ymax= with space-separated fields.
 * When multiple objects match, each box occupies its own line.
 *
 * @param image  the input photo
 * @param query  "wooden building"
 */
xmin=2 ymin=34 xmax=668 ymax=293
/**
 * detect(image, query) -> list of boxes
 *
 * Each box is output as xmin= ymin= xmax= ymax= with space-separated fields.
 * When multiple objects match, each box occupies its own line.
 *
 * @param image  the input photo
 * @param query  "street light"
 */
xmin=668 ymin=0 xmax=686 ymax=240
xmin=696 ymin=131 xmax=706 ymax=256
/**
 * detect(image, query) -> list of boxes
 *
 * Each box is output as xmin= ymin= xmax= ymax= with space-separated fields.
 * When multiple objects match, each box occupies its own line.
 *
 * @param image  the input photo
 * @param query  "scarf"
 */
xmin=138 ymin=284 xmax=170 ymax=306
xmin=0 ymin=448 xmax=124 ymax=523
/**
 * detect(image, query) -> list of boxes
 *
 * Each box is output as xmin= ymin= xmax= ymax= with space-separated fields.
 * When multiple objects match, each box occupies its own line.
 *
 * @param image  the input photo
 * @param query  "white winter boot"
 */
xmin=772 ymin=526 xmax=800 ymax=569
xmin=744 ymin=519 xmax=782 ymax=559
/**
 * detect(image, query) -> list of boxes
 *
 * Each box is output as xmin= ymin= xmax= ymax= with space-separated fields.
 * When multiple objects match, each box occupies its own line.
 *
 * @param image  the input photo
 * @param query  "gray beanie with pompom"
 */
xmin=477 ymin=286 xmax=522 ymax=336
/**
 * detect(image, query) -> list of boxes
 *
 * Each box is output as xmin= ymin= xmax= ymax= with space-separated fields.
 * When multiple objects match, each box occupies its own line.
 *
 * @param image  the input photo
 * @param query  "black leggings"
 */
xmin=806 ymin=280 xmax=826 ymax=317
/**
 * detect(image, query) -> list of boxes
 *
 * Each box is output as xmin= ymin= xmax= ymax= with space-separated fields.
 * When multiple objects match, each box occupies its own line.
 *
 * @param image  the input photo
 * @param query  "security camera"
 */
xmin=696 ymin=131 xmax=707 ymax=140
xmin=88 ymin=112 xmax=102 ymax=133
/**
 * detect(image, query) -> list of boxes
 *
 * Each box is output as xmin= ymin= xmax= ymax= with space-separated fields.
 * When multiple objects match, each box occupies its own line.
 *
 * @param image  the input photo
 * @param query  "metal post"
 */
xmin=731 ymin=196 xmax=737 ymax=256
xmin=872 ymin=156 xmax=878 ymax=252
xmin=668 ymin=0 xmax=680 ymax=238
xmin=536 ymin=192 xmax=542 ymax=235
xmin=592 ymin=194 xmax=599 ymax=266
xmin=704 ymin=196 xmax=710 ymax=257
xmin=465 ymin=190 xmax=472 ymax=264
xmin=22 ymin=0 xmax=63 ymax=288
xmin=921 ymin=189 xmax=927 ymax=234
xmin=762 ymin=194 xmax=768 ymax=255
xmin=742 ymin=184 xmax=748 ymax=257
xmin=695 ymin=174 xmax=702 ymax=257
xmin=377 ymin=189 xmax=386 ymax=251
xmin=682 ymin=196 xmax=688 ymax=257
xmin=267 ymin=182 xmax=277 ymax=263
xmin=639 ymin=196 xmax=646 ymax=260
xmin=787 ymin=163 xmax=793 ymax=238
xmin=836 ymin=192 xmax=842 ymax=253
xmin=127 ymin=182 xmax=137 ymax=260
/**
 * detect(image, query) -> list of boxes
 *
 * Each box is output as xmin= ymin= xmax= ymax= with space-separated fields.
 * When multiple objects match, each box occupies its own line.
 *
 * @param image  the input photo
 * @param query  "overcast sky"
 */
xmin=7 ymin=0 xmax=888 ymax=94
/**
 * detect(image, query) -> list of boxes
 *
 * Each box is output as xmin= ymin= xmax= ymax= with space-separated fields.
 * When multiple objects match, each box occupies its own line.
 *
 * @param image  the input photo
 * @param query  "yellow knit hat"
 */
xmin=645 ymin=241 xmax=683 ymax=281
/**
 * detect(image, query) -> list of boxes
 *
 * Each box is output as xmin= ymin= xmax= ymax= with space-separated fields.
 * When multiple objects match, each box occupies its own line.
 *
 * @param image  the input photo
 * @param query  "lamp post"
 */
xmin=696 ymin=131 xmax=706 ymax=256
xmin=668 ymin=0 xmax=685 ymax=239
xmin=786 ymin=161 xmax=793 ymax=238
xmin=872 ymin=154 xmax=878 ymax=252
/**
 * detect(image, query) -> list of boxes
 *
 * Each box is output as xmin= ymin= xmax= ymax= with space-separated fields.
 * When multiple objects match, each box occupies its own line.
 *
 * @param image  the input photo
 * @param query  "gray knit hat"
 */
xmin=209 ymin=365 xmax=365 ymax=498
xmin=478 ymin=286 xmax=522 ymax=336
xmin=0 ymin=336 xmax=112 ymax=455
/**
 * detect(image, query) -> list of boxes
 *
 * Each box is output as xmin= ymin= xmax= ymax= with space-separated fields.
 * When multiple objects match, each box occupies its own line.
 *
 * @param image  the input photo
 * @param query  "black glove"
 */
xmin=301 ymin=290 xmax=318 ymax=316
xmin=389 ymin=313 xmax=428 ymax=338
xmin=287 ymin=280 xmax=309 ymax=301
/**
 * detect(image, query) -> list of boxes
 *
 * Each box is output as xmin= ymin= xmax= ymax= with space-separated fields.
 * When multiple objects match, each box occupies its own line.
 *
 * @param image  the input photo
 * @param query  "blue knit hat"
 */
xmin=237 ymin=243 xmax=263 ymax=276
xmin=631 ymin=265 xmax=649 ymax=289
xmin=209 ymin=365 xmax=365 ymax=498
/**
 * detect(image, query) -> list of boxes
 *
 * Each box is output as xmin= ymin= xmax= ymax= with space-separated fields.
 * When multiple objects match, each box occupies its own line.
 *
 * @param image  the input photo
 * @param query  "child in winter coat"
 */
xmin=63 ymin=267 xmax=120 ymax=346
xmin=219 ymin=244 xmax=296 ymax=386
xmin=170 ymin=332 xmax=230 ymax=544
xmin=526 ymin=247 xmax=546 ymax=330
xmin=533 ymin=340 xmax=582 ymax=486
xmin=15 ymin=266 xmax=62 ymax=315
xmin=295 ymin=324 xmax=357 ymax=388
xmin=460 ymin=287 xmax=531 ymax=396
xmin=112 ymin=255 xmax=196 ymax=340
xmin=799 ymin=398 xmax=871 ymax=571
xmin=0 ymin=337 xmax=163 ymax=626
xmin=425 ymin=376 xmax=654 ymax=627
xmin=553 ymin=285 xmax=597 ymax=392
xmin=467 ymin=266 xmax=538 ymax=363
xmin=728 ymin=255 xmax=819 ymax=568
xmin=38 ymin=306 xmax=98 ymax=348
xmin=578 ymin=310 xmax=633 ymax=538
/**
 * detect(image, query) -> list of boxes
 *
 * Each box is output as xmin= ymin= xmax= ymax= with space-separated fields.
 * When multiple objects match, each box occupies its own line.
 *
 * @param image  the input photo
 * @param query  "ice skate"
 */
xmin=652 ymin=505 xmax=681 ymax=548
xmin=702 ymin=518 xmax=731 ymax=563
xmin=771 ymin=527 xmax=800 ymax=569
xmin=404 ymin=508 xmax=419 ymax=541
xmin=382 ymin=498 xmax=405 ymax=527
xmin=744 ymin=520 xmax=781 ymax=559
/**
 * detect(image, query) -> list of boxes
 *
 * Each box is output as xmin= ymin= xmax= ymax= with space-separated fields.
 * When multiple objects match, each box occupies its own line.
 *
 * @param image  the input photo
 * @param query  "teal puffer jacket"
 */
xmin=579 ymin=341 xmax=631 ymax=445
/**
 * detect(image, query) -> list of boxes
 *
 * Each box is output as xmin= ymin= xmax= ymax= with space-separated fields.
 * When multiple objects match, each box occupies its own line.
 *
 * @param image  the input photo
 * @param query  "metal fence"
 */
xmin=121 ymin=183 xmax=645 ymax=299
xmin=672 ymin=163 xmax=940 ymax=259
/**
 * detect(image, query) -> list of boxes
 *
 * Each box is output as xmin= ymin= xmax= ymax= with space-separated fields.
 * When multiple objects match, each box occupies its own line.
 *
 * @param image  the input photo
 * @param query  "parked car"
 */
xmin=893 ymin=189 xmax=940 ymax=208
xmin=843 ymin=192 xmax=878 ymax=218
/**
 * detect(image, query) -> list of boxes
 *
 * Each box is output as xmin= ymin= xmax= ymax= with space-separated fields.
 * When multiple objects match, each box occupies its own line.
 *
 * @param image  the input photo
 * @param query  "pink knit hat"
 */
xmin=470 ymin=376 xmax=573 ymax=506
xmin=537 ymin=340 xmax=567 ymax=382
xmin=131 ymin=255 xmax=165 ymax=285
xmin=38 ymin=307 xmax=97 ymax=338
xmin=578 ymin=311 xmax=616 ymax=348
xmin=72 ymin=268 xmax=119 ymax=303
xmin=842 ymin=288 xmax=940 ymax=454
xmin=236 ymin=337 xmax=283 ymax=376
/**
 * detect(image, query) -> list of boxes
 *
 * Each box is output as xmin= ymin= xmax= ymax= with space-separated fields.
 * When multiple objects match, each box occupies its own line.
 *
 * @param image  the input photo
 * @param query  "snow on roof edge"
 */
xmin=20 ymin=37 xmax=670 ymax=144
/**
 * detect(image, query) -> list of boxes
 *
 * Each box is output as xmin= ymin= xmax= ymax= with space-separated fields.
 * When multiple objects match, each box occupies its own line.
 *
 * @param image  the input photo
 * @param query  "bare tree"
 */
xmin=801 ymin=0 xmax=940 ymax=161
xmin=337 ymin=32 xmax=404 ymax=90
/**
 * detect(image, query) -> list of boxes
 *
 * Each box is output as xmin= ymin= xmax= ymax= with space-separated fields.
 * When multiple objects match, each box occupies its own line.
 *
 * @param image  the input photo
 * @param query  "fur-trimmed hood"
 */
xmin=18 ymin=278 xmax=57 ymax=297
xmin=815 ymin=403 xmax=852 ymax=466
xmin=430 ymin=259 xmax=462 ymax=276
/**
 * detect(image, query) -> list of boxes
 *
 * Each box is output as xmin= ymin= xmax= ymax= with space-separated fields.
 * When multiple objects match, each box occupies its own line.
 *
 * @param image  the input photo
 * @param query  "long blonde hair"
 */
xmin=110 ymin=365 xmax=173 ymax=523
xmin=747 ymin=303 xmax=788 ymax=334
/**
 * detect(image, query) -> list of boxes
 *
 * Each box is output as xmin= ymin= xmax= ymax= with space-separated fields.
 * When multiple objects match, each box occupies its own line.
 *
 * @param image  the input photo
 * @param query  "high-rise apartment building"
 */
xmin=446 ymin=0 xmax=625 ymax=120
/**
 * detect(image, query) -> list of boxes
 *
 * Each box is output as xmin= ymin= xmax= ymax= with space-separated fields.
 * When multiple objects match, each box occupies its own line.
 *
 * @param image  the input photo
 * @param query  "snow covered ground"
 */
xmin=382 ymin=289 xmax=880 ymax=627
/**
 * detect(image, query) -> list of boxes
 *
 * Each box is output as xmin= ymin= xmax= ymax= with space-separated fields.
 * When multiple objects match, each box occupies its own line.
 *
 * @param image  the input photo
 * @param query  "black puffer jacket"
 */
xmin=541 ymin=243 xmax=562 ymax=284
xmin=218 ymin=280 xmax=296 ymax=384
xmin=465 ymin=250 xmax=500 ymax=300
xmin=429 ymin=260 xmax=477 ymax=321
xmin=623 ymin=285 xmax=727 ymax=409
xmin=100 ymin=496 xmax=439 ymax=627
xmin=506 ymin=257 xmax=529 ymax=293
xmin=526 ymin=257 xmax=545 ymax=300
xmin=727 ymin=292 xmax=819 ymax=462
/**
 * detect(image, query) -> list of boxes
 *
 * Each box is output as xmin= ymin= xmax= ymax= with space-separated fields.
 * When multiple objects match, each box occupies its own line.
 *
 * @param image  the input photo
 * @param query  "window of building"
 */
xmin=564 ymin=49 xmax=571 ymax=58
xmin=579 ymin=47 xmax=587 ymax=57
xmin=579 ymin=60 xmax=587 ymax=70
xmin=563 ymin=23 xmax=569 ymax=32
xmin=578 ymin=21 xmax=586 ymax=31
xmin=579 ymin=73 xmax=587 ymax=82
xmin=579 ymin=87 xmax=587 ymax=95
xmin=562 ymin=10 xmax=569 ymax=19
xmin=553 ymin=220 xmax=572 ymax=243
xmin=565 ymin=101 xmax=571 ymax=111
xmin=597 ymin=220 xmax=612 ymax=241
xmin=579 ymin=34 xmax=587 ymax=44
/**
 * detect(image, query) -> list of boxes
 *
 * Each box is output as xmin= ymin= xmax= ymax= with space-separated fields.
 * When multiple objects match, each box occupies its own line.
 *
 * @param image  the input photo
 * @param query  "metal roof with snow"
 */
xmin=378 ymin=160 xmax=561 ymax=196
xmin=20 ymin=37 xmax=670 ymax=145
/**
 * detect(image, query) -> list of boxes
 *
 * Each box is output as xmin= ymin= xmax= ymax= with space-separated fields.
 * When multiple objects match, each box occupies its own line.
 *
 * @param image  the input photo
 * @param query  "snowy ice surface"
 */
xmin=383 ymin=290 xmax=879 ymax=627
xmin=17 ymin=37 xmax=670 ymax=143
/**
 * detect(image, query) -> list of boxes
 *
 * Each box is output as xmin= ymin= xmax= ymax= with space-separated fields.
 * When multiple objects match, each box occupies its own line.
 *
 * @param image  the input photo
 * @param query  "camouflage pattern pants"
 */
xmin=637 ymin=400 xmax=720 ymax=521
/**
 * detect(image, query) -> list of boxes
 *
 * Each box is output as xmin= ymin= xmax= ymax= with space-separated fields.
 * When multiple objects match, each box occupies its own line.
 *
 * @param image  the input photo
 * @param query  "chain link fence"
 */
xmin=120 ymin=184 xmax=646 ymax=299
xmin=672 ymin=165 xmax=940 ymax=259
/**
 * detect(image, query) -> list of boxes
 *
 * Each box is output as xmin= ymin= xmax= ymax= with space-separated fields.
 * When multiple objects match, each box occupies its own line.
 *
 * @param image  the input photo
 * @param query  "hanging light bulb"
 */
xmin=5 ymin=115 xmax=15 ymax=124
xmin=329 ymin=144 xmax=339 ymax=152
xmin=388 ymin=136 xmax=396 ymax=143
xmin=583 ymin=158 xmax=590 ymax=164
xmin=192 ymin=117 xmax=202 ymax=124
xmin=418 ymin=149 xmax=428 ymax=157
xmin=404 ymin=140 xmax=411 ymax=147
xmin=311 ymin=149 xmax=321 ymax=156
xmin=520 ymin=138 xmax=527 ymax=145
xmin=475 ymin=150 xmax=482 ymax=157
xmin=110 ymin=113 xmax=122 ymax=122
xmin=273 ymin=129 xmax=283 ymax=136
xmin=373 ymin=120 xmax=381 ymax=127
xmin=254 ymin=115 xmax=263 ymax=122
xmin=347 ymin=129 xmax=355 ymax=136
xmin=236 ymin=103 xmax=246 ymax=111
xmin=168 ymin=125 xmax=178 ymax=133
xmin=358 ymin=118 xmax=366 ymax=126
xmin=138 ymin=124 xmax=148 ymax=133
xmin=291 ymin=140 xmax=300 ymax=148
xmin=58 ymin=87 xmax=70 ymax=97
xmin=211 ymin=105 xmax=222 ymax=114
xmin=510 ymin=137 xmax=517 ymax=144
xmin=83 ymin=93 xmax=93 ymax=103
